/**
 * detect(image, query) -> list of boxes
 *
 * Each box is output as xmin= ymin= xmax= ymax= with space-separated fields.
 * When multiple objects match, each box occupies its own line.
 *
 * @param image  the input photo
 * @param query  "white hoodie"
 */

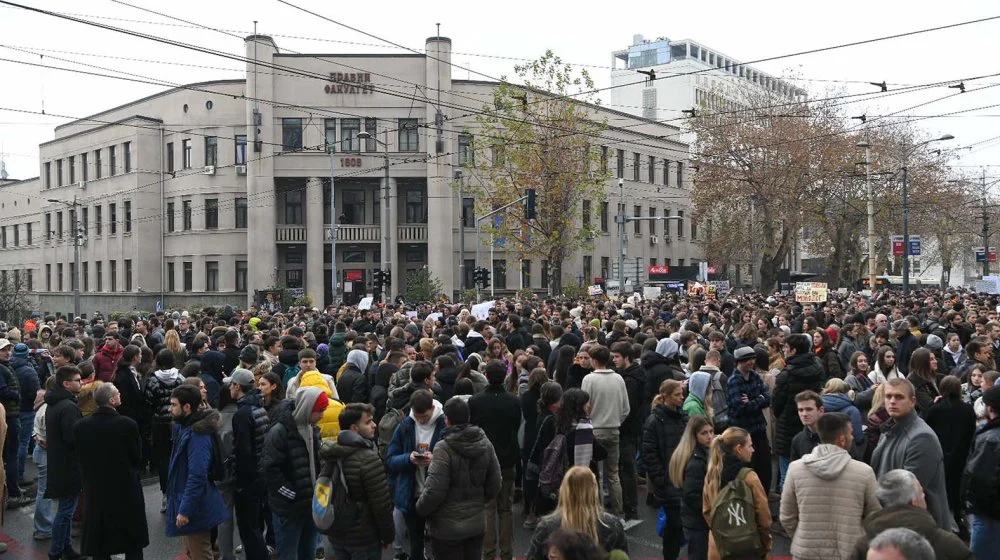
xmin=410 ymin=399 xmax=444 ymax=493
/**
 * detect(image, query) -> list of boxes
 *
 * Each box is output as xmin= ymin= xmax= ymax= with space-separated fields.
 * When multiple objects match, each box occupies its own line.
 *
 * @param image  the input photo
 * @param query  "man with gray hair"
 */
xmin=866 ymin=528 xmax=934 ymax=560
xmin=853 ymin=469 xmax=972 ymax=560
xmin=74 ymin=382 xmax=149 ymax=559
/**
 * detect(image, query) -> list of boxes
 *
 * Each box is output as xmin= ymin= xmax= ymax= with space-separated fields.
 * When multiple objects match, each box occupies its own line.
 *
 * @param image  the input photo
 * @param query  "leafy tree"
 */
xmin=464 ymin=51 xmax=611 ymax=294
xmin=405 ymin=267 xmax=444 ymax=303
xmin=0 ymin=270 xmax=37 ymax=326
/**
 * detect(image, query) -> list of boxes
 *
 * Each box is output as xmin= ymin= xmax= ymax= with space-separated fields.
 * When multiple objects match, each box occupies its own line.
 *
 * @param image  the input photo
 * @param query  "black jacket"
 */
xmin=0 ymin=361 xmax=20 ymax=417
xmin=469 ymin=385 xmax=522 ymax=469
xmin=144 ymin=369 xmax=184 ymax=425
xmin=619 ymin=362 xmax=646 ymax=438
xmin=908 ymin=373 xmax=940 ymax=416
xmin=641 ymin=404 xmax=688 ymax=507
xmin=506 ymin=328 xmax=531 ymax=353
xmin=435 ymin=366 xmax=459 ymax=401
xmin=45 ymin=385 xmax=83 ymax=499
xmin=532 ymin=336 xmax=552 ymax=369
xmin=789 ymin=426 xmax=820 ymax=462
xmin=390 ymin=381 xmax=438 ymax=412
xmin=75 ymin=407 xmax=149 ymax=556
xmin=772 ymin=352 xmax=826 ymax=456
xmin=232 ymin=389 xmax=269 ymax=491
xmin=112 ymin=363 xmax=144 ymax=426
xmin=336 ymin=365 xmax=369 ymax=405
xmin=520 ymin=387 xmax=541 ymax=468
xmin=262 ymin=400 xmax=321 ymax=518
xmin=9 ymin=355 xmax=38 ymax=413
xmin=680 ymin=445 xmax=709 ymax=530
xmin=962 ymin=417 xmax=1000 ymax=518
xmin=641 ymin=351 xmax=685 ymax=406
xmin=925 ymin=396 xmax=976 ymax=512
xmin=322 ymin=430 xmax=394 ymax=547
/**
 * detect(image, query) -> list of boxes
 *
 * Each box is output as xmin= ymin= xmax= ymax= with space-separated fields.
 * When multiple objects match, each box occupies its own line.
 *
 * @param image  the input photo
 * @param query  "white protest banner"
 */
xmin=427 ymin=312 xmax=443 ymax=323
xmin=471 ymin=301 xmax=495 ymax=320
xmin=708 ymin=280 xmax=731 ymax=297
xmin=405 ymin=311 xmax=418 ymax=319
xmin=357 ymin=297 xmax=374 ymax=310
xmin=795 ymin=282 xmax=828 ymax=303
xmin=588 ymin=285 xmax=603 ymax=296
xmin=643 ymin=286 xmax=662 ymax=300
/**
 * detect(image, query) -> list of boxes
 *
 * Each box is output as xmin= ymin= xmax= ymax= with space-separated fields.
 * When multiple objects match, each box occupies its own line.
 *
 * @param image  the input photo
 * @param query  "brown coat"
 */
xmin=703 ymin=468 xmax=772 ymax=560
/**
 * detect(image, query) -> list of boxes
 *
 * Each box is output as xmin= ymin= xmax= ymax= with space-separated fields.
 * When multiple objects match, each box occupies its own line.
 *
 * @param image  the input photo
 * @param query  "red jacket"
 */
xmin=91 ymin=341 xmax=123 ymax=382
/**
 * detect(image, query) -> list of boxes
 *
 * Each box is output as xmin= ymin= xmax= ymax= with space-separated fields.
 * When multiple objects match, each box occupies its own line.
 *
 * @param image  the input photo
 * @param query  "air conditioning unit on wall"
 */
xmin=650 ymin=235 xmax=659 ymax=245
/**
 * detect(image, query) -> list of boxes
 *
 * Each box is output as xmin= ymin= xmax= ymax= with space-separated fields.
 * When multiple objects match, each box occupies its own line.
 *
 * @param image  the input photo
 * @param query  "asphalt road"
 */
xmin=2 ymin=461 xmax=791 ymax=559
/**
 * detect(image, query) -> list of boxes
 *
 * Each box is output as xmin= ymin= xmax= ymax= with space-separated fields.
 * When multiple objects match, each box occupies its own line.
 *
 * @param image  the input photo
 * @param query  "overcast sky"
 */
xmin=1 ymin=0 xmax=998 ymax=183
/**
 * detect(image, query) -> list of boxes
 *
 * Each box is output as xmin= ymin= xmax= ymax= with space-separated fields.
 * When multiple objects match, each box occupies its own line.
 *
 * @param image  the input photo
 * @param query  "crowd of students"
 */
xmin=0 ymin=288 xmax=998 ymax=560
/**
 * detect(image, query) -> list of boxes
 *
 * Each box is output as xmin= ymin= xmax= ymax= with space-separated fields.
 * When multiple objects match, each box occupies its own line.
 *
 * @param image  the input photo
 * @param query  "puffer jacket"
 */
xmin=336 ymin=365 xmax=369 ymax=405
xmin=326 ymin=332 xmax=347 ymax=374
xmin=641 ymin=351 xmax=685 ymax=405
xmin=853 ymin=505 xmax=973 ymax=560
xmin=165 ymin=408 xmax=229 ymax=536
xmin=821 ymin=393 xmax=864 ymax=445
xmin=91 ymin=342 xmax=123 ymax=383
xmin=144 ymin=368 xmax=183 ymax=425
xmin=527 ymin=512 xmax=628 ymax=560
xmin=262 ymin=399 xmax=321 ymax=518
xmin=415 ymin=424 xmax=502 ymax=540
xmin=681 ymin=445 xmax=709 ymax=530
xmin=298 ymin=370 xmax=343 ymax=439
xmin=232 ymin=389 xmax=269 ymax=491
xmin=641 ymin=404 xmax=688 ymax=507
xmin=772 ymin=352 xmax=826 ymax=456
xmin=780 ymin=444 xmax=880 ymax=560
xmin=9 ymin=354 xmax=40 ymax=413
xmin=322 ymin=430 xmax=394 ymax=547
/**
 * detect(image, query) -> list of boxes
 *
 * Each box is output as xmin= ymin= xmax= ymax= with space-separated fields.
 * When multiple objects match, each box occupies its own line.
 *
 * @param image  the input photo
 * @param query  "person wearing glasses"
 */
xmin=44 ymin=365 xmax=87 ymax=560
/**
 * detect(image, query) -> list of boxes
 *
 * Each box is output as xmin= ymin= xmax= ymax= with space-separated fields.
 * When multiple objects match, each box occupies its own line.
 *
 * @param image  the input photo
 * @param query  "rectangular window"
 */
xmin=633 ymin=153 xmax=640 ymax=181
xmin=340 ymin=118 xmax=360 ymax=152
xmin=649 ymin=155 xmax=656 ymax=183
xmin=691 ymin=219 xmax=697 ymax=240
xmin=183 ymin=200 xmax=192 ymax=230
xmin=68 ymin=155 xmax=75 ymax=184
xmin=600 ymin=201 xmax=609 ymax=232
xmin=123 ymin=142 xmax=131 ymax=173
xmin=582 ymin=200 xmax=591 ymax=228
xmin=541 ymin=260 xmax=549 ymax=290
xmin=82 ymin=262 xmax=89 ymax=292
xmin=96 ymin=261 xmax=102 ymax=291
xmin=634 ymin=205 xmax=642 ymax=234
xmin=600 ymin=146 xmax=608 ymax=173
xmin=95 ymin=149 xmax=102 ymax=179
xmin=235 ymin=198 xmax=247 ymax=228
xmin=166 ymin=202 xmax=175 ymax=232
xmin=182 ymin=139 xmax=192 ymax=168
xmin=1 ymin=226 xmax=6 ymax=248
xmin=81 ymin=152 xmax=88 ymax=182
xmin=183 ymin=261 xmax=192 ymax=291
xmin=398 ymin=118 xmax=419 ymax=152
xmin=166 ymin=142 xmax=174 ymax=173
xmin=463 ymin=259 xmax=475 ymax=290
xmin=45 ymin=214 xmax=51 ymax=241
xmin=12 ymin=225 xmax=17 ymax=247
xmin=284 ymin=190 xmax=303 ymax=224
xmin=204 ymin=137 xmax=217 ymax=167
xmin=616 ymin=149 xmax=624 ymax=178
xmin=458 ymin=133 xmax=474 ymax=166
xmin=206 ymin=261 xmax=219 ymax=292
xmin=167 ymin=262 xmax=175 ymax=292
xmin=25 ymin=269 xmax=31 ymax=292
xmin=678 ymin=259 xmax=685 ymax=266
xmin=124 ymin=200 xmax=132 ymax=233
xmin=56 ymin=159 xmax=63 ymax=186
xmin=109 ymin=145 xmax=116 ymax=176
xmin=109 ymin=203 xmax=117 ymax=235
xmin=57 ymin=264 xmax=63 ymax=291
xmin=124 ymin=259 xmax=132 ymax=291
xmin=677 ymin=210 xmax=684 ymax=237
xmin=324 ymin=119 xmax=337 ymax=153
xmin=492 ymin=259 xmax=507 ymax=289
xmin=25 ymin=223 xmax=31 ymax=245
xmin=601 ymin=257 xmax=610 ymax=280
xmin=583 ymin=256 xmax=593 ymax=283
xmin=372 ymin=192 xmax=381 ymax=225
xmin=650 ymin=207 xmax=657 ymax=235
xmin=67 ymin=263 xmax=74 ymax=291
xmin=95 ymin=205 xmax=102 ymax=235
xmin=205 ymin=198 xmax=219 ymax=229
xmin=677 ymin=161 xmax=684 ymax=187
xmin=46 ymin=264 xmax=51 ymax=291
xmin=285 ymin=269 xmax=303 ymax=288
xmin=44 ymin=162 xmax=51 ymax=188
xmin=650 ymin=258 xmax=657 ymax=267
xmin=68 ymin=210 xmax=75 ymax=241
xmin=405 ymin=189 xmax=426 ymax=223
xmin=110 ymin=260 xmax=117 ymax=292
xmin=364 ymin=118 xmax=377 ymax=152
xmin=343 ymin=250 xmax=366 ymax=263
xmin=235 ymin=135 xmax=247 ymax=164
xmin=462 ymin=198 xmax=475 ymax=228
xmin=663 ymin=160 xmax=670 ymax=186
xmin=56 ymin=211 xmax=63 ymax=240
xmin=282 ymin=118 xmax=303 ymax=151
xmin=521 ymin=260 xmax=531 ymax=288
xmin=236 ymin=260 xmax=248 ymax=292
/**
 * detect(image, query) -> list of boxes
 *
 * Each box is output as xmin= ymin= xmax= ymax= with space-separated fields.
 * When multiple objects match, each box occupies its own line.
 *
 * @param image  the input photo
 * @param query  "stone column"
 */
xmin=387 ymin=177 xmax=399 ymax=300
xmin=305 ymin=177 xmax=325 ymax=306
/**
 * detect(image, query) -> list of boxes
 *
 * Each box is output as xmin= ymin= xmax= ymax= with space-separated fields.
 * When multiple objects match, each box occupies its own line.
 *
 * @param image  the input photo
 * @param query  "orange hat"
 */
xmin=312 ymin=391 xmax=329 ymax=413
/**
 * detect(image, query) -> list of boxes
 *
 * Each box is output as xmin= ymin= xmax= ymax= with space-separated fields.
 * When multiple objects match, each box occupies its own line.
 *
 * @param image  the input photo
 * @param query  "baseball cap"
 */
xmin=734 ymin=346 xmax=756 ymax=362
xmin=222 ymin=368 xmax=255 ymax=388
xmin=0 ymin=339 xmax=11 ymax=351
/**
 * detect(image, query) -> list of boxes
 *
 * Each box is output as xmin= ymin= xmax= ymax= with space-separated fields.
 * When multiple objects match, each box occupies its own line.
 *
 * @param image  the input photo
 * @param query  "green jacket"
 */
xmin=682 ymin=393 xmax=707 ymax=418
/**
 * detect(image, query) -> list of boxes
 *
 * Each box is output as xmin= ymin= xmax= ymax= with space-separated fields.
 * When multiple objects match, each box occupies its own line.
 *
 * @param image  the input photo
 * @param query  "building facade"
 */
xmin=0 ymin=36 xmax=702 ymax=317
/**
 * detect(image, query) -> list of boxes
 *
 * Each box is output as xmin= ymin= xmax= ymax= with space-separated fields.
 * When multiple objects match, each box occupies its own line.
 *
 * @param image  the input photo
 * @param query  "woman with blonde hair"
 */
xmin=864 ymin=383 xmax=889 ymax=463
xmin=702 ymin=427 xmax=772 ymax=560
xmin=669 ymin=415 xmax=714 ymax=560
xmin=164 ymin=329 xmax=187 ymax=366
xmin=642 ymin=378 xmax=688 ymax=559
xmin=527 ymin=466 xmax=628 ymax=560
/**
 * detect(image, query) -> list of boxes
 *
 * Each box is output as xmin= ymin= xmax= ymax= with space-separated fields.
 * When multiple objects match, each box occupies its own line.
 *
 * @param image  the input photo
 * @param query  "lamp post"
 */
xmin=856 ymin=139 xmax=876 ymax=291
xmin=901 ymin=134 xmax=954 ymax=295
xmin=47 ymin=197 xmax=81 ymax=319
xmin=357 ymin=130 xmax=391 ymax=304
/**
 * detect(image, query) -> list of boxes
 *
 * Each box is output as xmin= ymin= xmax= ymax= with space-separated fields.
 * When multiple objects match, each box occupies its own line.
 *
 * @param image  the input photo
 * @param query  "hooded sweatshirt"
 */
xmin=410 ymin=399 xmax=444 ymax=493
xmin=684 ymin=371 xmax=712 ymax=417
xmin=780 ymin=443 xmax=880 ymax=560
xmin=292 ymin=386 xmax=323 ymax=487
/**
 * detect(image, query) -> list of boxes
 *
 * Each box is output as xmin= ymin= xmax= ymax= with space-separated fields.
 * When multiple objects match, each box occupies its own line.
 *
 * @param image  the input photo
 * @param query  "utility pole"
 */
xmin=617 ymin=178 xmax=626 ymax=292
xmin=902 ymin=166 xmax=910 ymax=295
xmin=983 ymin=168 xmax=990 ymax=278
xmin=328 ymin=144 xmax=338 ymax=306
xmin=456 ymin=170 xmax=465 ymax=292
xmin=856 ymin=140 xmax=876 ymax=290
xmin=381 ymin=129 xmax=390 ymax=304
xmin=72 ymin=196 xmax=80 ymax=319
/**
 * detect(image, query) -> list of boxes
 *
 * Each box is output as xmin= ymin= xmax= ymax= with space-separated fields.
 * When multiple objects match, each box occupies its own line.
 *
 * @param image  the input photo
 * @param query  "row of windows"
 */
xmin=165 ymin=197 xmax=248 ymax=232
xmin=0 ymin=269 xmax=32 ymax=292
xmin=164 ymin=260 xmax=248 ymax=292
xmin=0 ymin=223 xmax=32 ymax=248
xmin=579 ymin=200 xmax=697 ymax=239
xmin=44 ymin=259 xmax=131 ymax=293
xmin=166 ymin=136 xmax=247 ymax=172
xmin=44 ymin=142 xmax=131 ymax=189
xmin=280 ymin=188 xmax=428 ymax=225
xmin=44 ymin=201 xmax=132 ymax=242
xmin=282 ymin=117 xmax=420 ymax=153
xmin=600 ymin=147 xmax=685 ymax=187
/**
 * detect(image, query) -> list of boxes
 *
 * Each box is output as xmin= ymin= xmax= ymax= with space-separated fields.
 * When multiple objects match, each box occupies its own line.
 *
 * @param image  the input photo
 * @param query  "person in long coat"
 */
xmin=74 ymin=383 xmax=149 ymax=560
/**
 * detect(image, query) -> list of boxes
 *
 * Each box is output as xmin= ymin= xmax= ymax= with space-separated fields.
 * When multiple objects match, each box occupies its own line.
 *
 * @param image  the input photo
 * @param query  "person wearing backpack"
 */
xmin=166 ymin=384 xmax=229 ymax=560
xmin=227 ymin=369 xmax=271 ymax=560
xmin=271 ymin=336 xmax=304 ymax=388
xmin=642 ymin=379 xmax=688 ymax=559
xmin=701 ymin=427 xmax=772 ymax=560
xmin=322 ymin=403 xmax=394 ymax=560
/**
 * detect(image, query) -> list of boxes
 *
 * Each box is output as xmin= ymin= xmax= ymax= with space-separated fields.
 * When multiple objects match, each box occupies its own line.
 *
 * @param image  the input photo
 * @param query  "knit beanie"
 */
xmin=312 ymin=391 xmax=329 ymax=414
xmin=12 ymin=343 xmax=28 ymax=359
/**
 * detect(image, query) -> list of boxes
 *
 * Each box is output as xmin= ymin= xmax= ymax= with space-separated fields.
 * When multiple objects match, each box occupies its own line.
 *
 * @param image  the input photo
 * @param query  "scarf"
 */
xmin=570 ymin=419 xmax=595 ymax=467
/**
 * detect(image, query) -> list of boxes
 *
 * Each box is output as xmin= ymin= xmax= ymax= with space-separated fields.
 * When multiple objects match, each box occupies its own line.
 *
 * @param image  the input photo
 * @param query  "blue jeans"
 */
xmin=971 ymin=515 xmax=1000 ymax=559
xmin=18 ymin=410 xmax=34 ymax=482
xmin=32 ymin=446 xmax=53 ymax=536
xmin=50 ymin=494 xmax=79 ymax=556
xmin=777 ymin=455 xmax=791 ymax=494
xmin=272 ymin=513 xmax=318 ymax=560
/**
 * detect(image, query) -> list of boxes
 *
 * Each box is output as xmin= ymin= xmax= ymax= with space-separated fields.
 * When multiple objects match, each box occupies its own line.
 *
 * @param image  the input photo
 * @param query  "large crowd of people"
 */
xmin=0 ymin=288 xmax=998 ymax=560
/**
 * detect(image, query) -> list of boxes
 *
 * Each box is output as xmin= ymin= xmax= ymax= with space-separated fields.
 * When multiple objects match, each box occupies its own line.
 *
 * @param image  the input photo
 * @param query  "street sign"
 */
xmin=976 ymin=247 xmax=986 ymax=262
xmin=891 ymin=235 xmax=905 ymax=257
xmin=908 ymin=235 xmax=921 ymax=256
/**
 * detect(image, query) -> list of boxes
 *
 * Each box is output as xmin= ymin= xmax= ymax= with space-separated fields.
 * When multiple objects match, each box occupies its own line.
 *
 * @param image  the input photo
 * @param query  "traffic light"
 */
xmin=383 ymin=269 xmax=391 ymax=286
xmin=373 ymin=269 xmax=384 ymax=289
xmin=481 ymin=267 xmax=491 ymax=289
xmin=525 ymin=188 xmax=537 ymax=220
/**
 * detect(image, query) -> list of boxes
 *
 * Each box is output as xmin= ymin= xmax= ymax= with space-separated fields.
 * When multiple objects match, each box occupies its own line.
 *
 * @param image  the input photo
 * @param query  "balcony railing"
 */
xmin=275 ymin=224 xmax=429 ymax=243
xmin=275 ymin=225 xmax=306 ymax=242
xmin=398 ymin=224 xmax=427 ymax=242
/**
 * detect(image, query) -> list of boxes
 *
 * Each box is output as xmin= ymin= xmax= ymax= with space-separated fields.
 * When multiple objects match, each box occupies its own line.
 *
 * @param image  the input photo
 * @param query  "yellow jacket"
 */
xmin=299 ymin=369 xmax=344 ymax=439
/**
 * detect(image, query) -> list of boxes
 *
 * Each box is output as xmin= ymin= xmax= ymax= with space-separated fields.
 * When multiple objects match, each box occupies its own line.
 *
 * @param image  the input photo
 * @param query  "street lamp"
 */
xmin=901 ymin=134 xmax=954 ymax=295
xmin=357 ymin=130 xmax=391 ymax=304
xmin=47 ymin=198 xmax=81 ymax=319
xmin=856 ymin=139 xmax=875 ymax=291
